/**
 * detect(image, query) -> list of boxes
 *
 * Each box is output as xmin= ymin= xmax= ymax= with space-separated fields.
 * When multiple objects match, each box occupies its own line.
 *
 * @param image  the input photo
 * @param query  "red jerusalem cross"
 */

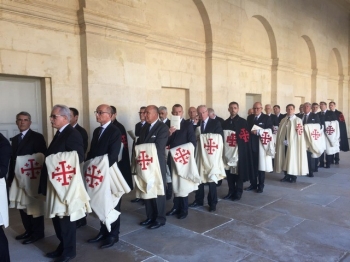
xmin=226 ymin=133 xmax=237 ymax=147
xmin=260 ymin=131 xmax=272 ymax=145
xmin=137 ymin=151 xmax=153 ymax=170
xmin=21 ymin=159 xmax=42 ymax=179
xmin=204 ymin=138 xmax=219 ymax=155
xmin=239 ymin=129 xmax=249 ymax=143
xmin=174 ymin=148 xmax=190 ymax=165
xmin=85 ymin=165 xmax=104 ymax=188
xmin=295 ymin=123 xmax=303 ymax=135
xmin=51 ymin=161 xmax=76 ymax=186
xmin=326 ymin=125 xmax=335 ymax=135
xmin=311 ymin=129 xmax=321 ymax=140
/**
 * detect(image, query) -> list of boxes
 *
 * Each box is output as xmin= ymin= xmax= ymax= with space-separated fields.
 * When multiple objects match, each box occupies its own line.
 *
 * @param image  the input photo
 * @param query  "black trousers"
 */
xmin=144 ymin=175 xmax=166 ymax=224
xmin=307 ymin=151 xmax=314 ymax=175
xmin=99 ymin=198 xmax=122 ymax=238
xmin=225 ymin=170 xmax=243 ymax=197
xmin=251 ymin=151 xmax=265 ymax=190
xmin=194 ymin=182 xmax=217 ymax=207
xmin=325 ymin=154 xmax=333 ymax=167
xmin=334 ymin=152 xmax=340 ymax=162
xmin=52 ymin=216 xmax=76 ymax=257
xmin=0 ymin=227 xmax=10 ymax=262
xmin=173 ymin=197 xmax=188 ymax=213
xmin=19 ymin=210 xmax=44 ymax=237
xmin=318 ymin=152 xmax=325 ymax=167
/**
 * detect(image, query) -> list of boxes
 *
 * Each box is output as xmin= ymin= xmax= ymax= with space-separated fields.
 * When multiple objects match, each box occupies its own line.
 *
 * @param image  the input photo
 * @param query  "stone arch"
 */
xmin=300 ymin=35 xmax=317 ymax=101
xmin=193 ymin=0 xmax=213 ymax=106
xmin=241 ymin=15 xmax=278 ymax=105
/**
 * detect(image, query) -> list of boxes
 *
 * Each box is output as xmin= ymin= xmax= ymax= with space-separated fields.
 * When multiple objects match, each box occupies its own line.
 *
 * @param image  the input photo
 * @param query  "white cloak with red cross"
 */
xmin=0 ymin=178 xmax=8 ymax=227
xmin=45 ymin=151 xmax=92 ymax=221
xmin=304 ymin=124 xmax=324 ymax=158
xmin=83 ymin=155 xmax=131 ymax=232
xmin=223 ymin=130 xmax=239 ymax=172
xmin=170 ymin=143 xmax=200 ymax=197
xmin=258 ymin=129 xmax=275 ymax=172
xmin=324 ymin=121 xmax=340 ymax=155
xmin=196 ymin=134 xmax=226 ymax=183
xmin=134 ymin=143 xmax=165 ymax=199
xmin=275 ymin=116 xmax=308 ymax=176
xmin=9 ymin=153 xmax=45 ymax=218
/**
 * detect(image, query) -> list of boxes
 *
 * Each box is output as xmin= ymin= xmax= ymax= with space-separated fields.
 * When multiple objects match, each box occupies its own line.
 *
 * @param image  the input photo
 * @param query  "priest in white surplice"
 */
xmin=275 ymin=104 xmax=308 ymax=183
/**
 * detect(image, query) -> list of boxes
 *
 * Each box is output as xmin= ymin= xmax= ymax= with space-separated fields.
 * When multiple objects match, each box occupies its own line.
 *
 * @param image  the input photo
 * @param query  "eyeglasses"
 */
xmin=197 ymin=110 xmax=208 ymax=115
xmin=94 ymin=111 xmax=110 ymax=115
xmin=49 ymin=115 xmax=63 ymax=119
xmin=138 ymin=112 xmax=145 ymax=114
xmin=253 ymin=107 xmax=261 ymax=110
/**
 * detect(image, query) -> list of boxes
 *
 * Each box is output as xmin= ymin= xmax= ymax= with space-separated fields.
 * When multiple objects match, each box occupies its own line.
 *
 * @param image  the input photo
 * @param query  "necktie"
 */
xmin=98 ymin=127 xmax=103 ymax=140
xmin=18 ymin=133 xmax=23 ymax=144
xmin=254 ymin=116 xmax=258 ymax=122
xmin=303 ymin=115 xmax=307 ymax=125
xmin=201 ymin=121 xmax=205 ymax=133
xmin=52 ymin=130 xmax=60 ymax=143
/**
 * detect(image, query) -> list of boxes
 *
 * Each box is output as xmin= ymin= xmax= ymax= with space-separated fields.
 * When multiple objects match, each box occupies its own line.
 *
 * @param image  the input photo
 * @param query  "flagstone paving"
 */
xmin=5 ymin=151 xmax=350 ymax=262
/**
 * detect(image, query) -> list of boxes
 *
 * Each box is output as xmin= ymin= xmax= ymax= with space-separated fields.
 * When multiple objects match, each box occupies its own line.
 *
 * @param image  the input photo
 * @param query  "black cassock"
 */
xmin=113 ymin=120 xmax=133 ymax=189
xmin=333 ymin=110 xmax=349 ymax=152
xmin=222 ymin=115 xmax=253 ymax=182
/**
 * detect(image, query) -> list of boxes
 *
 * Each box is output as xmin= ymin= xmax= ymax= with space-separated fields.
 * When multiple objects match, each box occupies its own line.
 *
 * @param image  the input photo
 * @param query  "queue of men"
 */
xmin=0 ymin=100 xmax=348 ymax=262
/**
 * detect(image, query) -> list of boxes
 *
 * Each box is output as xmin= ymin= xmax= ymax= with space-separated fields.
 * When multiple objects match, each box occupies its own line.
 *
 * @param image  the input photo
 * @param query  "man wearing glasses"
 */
xmin=245 ymin=102 xmax=272 ymax=193
xmin=86 ymin=104 xmax=122 ymax=249
xmin=8 ymin=112 xmax=47 ymax=245
xmin=39 ymin=104 xmax=84 ymax=262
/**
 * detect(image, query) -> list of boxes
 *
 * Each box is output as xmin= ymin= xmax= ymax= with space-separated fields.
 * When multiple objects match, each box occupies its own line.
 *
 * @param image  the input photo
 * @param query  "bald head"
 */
xmin=145 ymin=105 xmax=159 ymax=124
xmin=264 ymin=104 xmax=272 ymax=115
xmin=253 ymin=102 xmax=262 ymax=116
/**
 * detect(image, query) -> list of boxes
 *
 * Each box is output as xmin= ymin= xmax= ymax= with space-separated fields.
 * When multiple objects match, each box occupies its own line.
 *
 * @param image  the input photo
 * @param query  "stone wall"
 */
xmin=0 ymin=0 xmax=348 ymax=138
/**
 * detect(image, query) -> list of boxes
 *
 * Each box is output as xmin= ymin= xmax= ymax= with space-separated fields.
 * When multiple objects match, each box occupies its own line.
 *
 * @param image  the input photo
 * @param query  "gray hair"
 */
xmin=53 ymin=104 xmax=71 ymax=121
xmin=197 ymin=105 xmax=207 ymax=111
xmin=304 ymin=102 xmax=311 ymax=106
xmin=16 ymin=111 xmax=31 ymax=121
xmin=158 ymin=106 xmax=167 ymax=112
xmin=207 ymin=108 xmax=214 ymax=114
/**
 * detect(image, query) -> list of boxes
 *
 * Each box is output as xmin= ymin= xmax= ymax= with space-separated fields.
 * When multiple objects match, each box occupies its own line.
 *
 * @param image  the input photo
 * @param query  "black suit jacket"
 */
xmin=0 ymin=133 xmax=11 ymax=179
xmin=317 ymin=110 xmax=337 ymax=127
xmin=135 ymin=122 xmax=145 ymax=137
xmin=167 ymin=119 xmax=196 ymax=148
xmin=74 ymin=124 xmax=88 ymax=154
xmin=136 ymin=121 xmax=169 ymax=180
xmin=87 ymin=123 xmax=121 ymax=167
xmin=163 ymin=119 xmax=171 ymax=128
xmin=186 ymin=119 xmax=199 ymax=131
xmin=39 ymin=124 xmax=84 ymax=195
xmin=275 ymin=113 xmax=286 ymax=124
xmin=214 ymin=116 xmax=225 ymax=127
xmin=268 ymin=114 xmax=279 ymax=126
xmin=247 ymin=113 xmax=272 ymax=153
xmin=298 ymin=113 xmax=320 ymax=125
xmin=201 ymin=118 xmax=223 ymax=136
xmin=8 ymin=129 xmax=47 ymax=185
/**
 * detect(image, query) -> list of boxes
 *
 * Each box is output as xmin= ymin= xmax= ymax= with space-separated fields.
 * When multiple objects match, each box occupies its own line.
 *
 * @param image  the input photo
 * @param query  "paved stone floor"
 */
xmin=5 ymin=151 xmax=350 ymax=262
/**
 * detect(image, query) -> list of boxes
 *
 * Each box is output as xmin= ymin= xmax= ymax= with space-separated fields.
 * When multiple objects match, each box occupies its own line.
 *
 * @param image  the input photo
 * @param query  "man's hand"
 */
xmin=169 ymin=126 xmax=177 ymax=136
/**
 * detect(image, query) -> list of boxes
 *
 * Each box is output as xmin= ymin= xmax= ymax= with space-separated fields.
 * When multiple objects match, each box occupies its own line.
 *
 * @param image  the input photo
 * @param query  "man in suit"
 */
xmin=159 ymin=106 xmax=170 ymax=127
xmin=297 ymin=102 xmax=320 ymax=177
xmin=86 ymin=104 xmax=122 ymax=248
xmin=166 ymin=104 xmax=196 ymax=219
xmin=8 ymin=111 xmax=47 ymax=244
xmin=39 ymin=104 xmax=84 ymax=262
xmin=318 ymin=101 xmax=337 ymax=168
xmin=296 ymin=104 xmax=304 ymax=118
xmin=245 ymin=102 xmax=272 ymax=193
xmin=131 ymin=106 xmax=146 ymax=203
xmin=0 ymin=132 xmax=11 ymax=262
xmin=111 ymin=106 xmax=133 ymax=189
xmin=222 ymin=102 xmax=252 ymax=201
xmin=265 ymin=104 xmax=278 ymax=126
xmin=187 ymin=106 xmax=199 ymax=130
xmin=273 ymin=105 xmax=285 ymax=124
xmin=69 ymin=108 xmax=88 ymax=155
xmin=137 ymin=105 xmax=169 ymax=229
xmin=189 ymin=105 xmax=223 ymax=211
xmin=208 ymin=108 xmax=225 ymax=126
xmin=329 ymin=101 xmax=349 ymax=164
xmin=69 ymin=107 xmax=88 ymax=229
